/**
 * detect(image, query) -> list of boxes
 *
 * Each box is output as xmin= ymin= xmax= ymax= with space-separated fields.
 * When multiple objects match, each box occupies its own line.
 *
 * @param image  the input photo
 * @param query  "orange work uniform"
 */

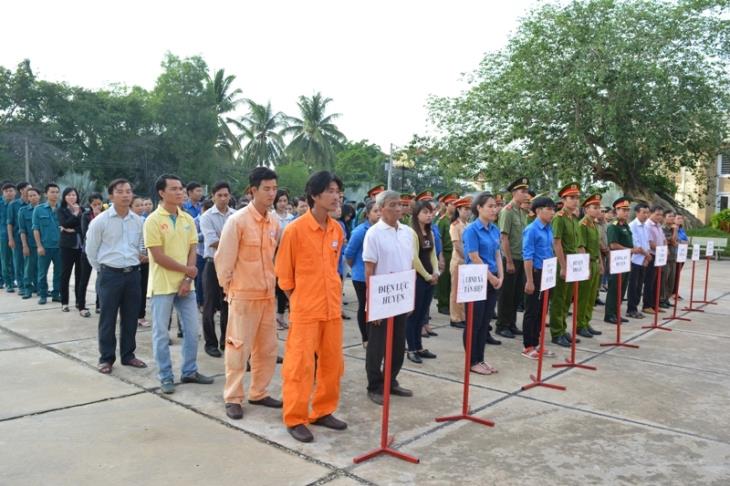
xmin=215 ymin=204 xmax=279 ymax=405
xmin=274 ymin=210 xmax=344 ymax=427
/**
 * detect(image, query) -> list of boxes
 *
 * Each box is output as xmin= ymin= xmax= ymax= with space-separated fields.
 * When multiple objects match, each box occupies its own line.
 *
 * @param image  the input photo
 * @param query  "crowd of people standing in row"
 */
xmin=0 ymin=170 xmax=690 ymax=443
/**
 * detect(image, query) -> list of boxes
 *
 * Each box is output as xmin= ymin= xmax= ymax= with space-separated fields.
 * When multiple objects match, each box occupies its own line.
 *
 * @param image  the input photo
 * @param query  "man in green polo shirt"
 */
xmin=549 ymin=182 xmax=585 ymax=347
xmin=604 ymin=197 xmax=634 ymax=324
xmin=496 ymin=177 xmax=530 ymax=338
xmin=18 ymin=187 xmax=41 ymax=299
xmin=32 ymin=183 xmax=62 ymax=305
xmin=576 ymin=194 xmax=604 ymax=338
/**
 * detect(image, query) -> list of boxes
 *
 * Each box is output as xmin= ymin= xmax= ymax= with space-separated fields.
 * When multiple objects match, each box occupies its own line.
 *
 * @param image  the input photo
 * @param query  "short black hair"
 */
xmin=650 ymin=205 xmax=664 ymax=214
xmin=634 ymin=202 xmax=649 ymax=212
xmin=211 ymin=181 xmax=231 ymax=195
xmin=305 ymin=171 xmax=343 ymax=207
xmin=60 ymin=187 xmax=80 ymax=208
xmin=1 ymin=182 xmax=15 ymax=191
xmin=248 ymin=166 xmax=278 ymax=189
xmin=107 ymin=178 xmax=131 ymax=195
xmin=664 ymin=209 xmax=675 ymax=216
xmin=16 ymin=181 xmax=30 ymax=191
xmin=26 ymin=187 xmax=40 ymax=197
xmin=202 ymin=198 xmax=214 ymax=211
xmin=44 ymin=183 xmax=59 ymax=193
xmin=88 ymin=192 xmax=103 ymax=204
xmin=155 ymin=174 xmax=183 ymax=195
xmin=471 ymin=191 xmax=495 ymax=218
xmin=186 ymin=181 xmax=202 ymax=193
xmin=531 ymin=196 xmax=556 ymax=212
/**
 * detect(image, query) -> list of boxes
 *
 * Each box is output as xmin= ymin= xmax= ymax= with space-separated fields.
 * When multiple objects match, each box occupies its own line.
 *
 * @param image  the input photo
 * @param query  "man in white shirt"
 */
xmin=199 ymin=181 xmax=237 ymax=357
xmin=362 ymin=190 xmax=416 ymax=405
xmin=85 ymin=178 xmax=146 ymax=374
xmin=626 ymin=202 xmax=652 ymax=319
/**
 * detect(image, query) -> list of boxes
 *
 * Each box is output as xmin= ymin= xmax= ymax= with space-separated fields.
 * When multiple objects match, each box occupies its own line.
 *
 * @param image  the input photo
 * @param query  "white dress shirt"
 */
xmin=85 ymin=205 xmax=143 ymax=270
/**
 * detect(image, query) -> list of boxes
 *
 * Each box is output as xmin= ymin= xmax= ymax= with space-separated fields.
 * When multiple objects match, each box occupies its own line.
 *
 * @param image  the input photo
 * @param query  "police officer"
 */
xmin=435 ymin=192 xmax=458 ymax=315
xmin=576 ymin=194 xmax=604 ymax=338
xmin=604 ymin=197 xmax=634 ymax=324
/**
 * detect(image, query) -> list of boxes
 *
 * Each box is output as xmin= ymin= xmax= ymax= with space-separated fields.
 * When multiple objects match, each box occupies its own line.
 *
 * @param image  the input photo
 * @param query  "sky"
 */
xmin=1 ymin=0 xmax=539 ymax=151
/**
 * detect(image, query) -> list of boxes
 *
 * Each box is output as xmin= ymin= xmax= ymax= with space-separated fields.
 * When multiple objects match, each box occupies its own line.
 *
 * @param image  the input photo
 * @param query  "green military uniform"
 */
xmin=604 ymin=218 xmax=634 ymax=321
xmin=18 ymin=203 xmax=38 ymax=298
xmin=31 ymin=202 xmax=62 ymax=302
xmin=577 ymin=215 xmax=601 ymax=331
xmin=7 ymin=197 xmax=28 ymax=295
xmin=436 ymin=213 xmax=453 ymax=312
xmin=549 ymin=183 xmax=585 ymax=339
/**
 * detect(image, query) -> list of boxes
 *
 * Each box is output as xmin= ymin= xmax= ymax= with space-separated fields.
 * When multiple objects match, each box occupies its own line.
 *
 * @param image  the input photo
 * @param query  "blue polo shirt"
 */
xmin=31 ymin=202 xmax=61 ymax=249
xmin=182 ymin=200 xmax=202 ymax=219
xmin=522 ymin=218 xmax=555 ymax=270
xmin=6 ymin=198 xmax=27 ymax=237
xmin=433 ymin=224 xmax=442 ymax=257
xmin=344 ymin=220 xmax=371 ymax=282
xmin=18 ymin=204 xmax=38 ymax=248
xmin=463 ymin=219 xmax=500 ymax=273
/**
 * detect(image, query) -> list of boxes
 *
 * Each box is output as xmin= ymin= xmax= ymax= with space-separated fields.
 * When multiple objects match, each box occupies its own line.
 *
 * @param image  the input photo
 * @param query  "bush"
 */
xmin=710 ymin=209 xmax=730 ymax=232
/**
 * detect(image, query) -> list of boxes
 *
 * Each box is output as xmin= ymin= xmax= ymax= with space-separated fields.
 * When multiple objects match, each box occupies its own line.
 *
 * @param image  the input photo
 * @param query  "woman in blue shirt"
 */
xmin=462 ymin=192 xmax=504 ymax=375
xmin=344 ymin=201 xmax=380 ymax=346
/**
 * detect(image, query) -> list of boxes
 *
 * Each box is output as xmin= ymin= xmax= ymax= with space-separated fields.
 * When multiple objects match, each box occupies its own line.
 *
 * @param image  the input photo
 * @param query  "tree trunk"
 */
xmin=621 ymin=184 xmax=703 ymax=229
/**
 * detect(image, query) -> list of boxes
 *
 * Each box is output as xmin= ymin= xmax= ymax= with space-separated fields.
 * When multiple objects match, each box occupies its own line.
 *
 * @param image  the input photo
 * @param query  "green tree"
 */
xmin=428 ymin=0 xmax=729 ymax=222
xmin=209 ymin=68 xmax=244 ymax=163
xmin=276 ymin=160 xmax=310 ymax=198
xmin=232 ymin=99 xmax=287 ymax=168
xmin=284 ymin=92 xmax=345 ymax=170
xmin=334 ymin=140 xmax=387 ymax=189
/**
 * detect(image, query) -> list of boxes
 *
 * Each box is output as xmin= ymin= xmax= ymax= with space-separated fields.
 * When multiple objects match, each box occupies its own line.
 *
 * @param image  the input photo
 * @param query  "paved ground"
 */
xmin=1 ymin=260 xmax=729 ymax=485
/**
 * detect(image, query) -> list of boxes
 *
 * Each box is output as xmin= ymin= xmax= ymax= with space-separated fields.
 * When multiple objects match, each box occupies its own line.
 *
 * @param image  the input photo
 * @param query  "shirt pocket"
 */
xmin=242 ymin=228 xmax=262 ymax=262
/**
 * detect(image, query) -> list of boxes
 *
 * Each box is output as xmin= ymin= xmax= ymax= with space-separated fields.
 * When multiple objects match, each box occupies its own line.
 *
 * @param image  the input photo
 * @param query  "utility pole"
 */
xmin=386 ymin=143 xmax=393 ymax=190
xmin=24 ymin=136 xmax=30 ymax=181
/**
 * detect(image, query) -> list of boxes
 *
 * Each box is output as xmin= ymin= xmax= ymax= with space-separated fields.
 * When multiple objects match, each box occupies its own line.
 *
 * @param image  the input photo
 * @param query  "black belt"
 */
xmin=205 ymin=257 xmax=214 ymax=263
xmin=100 ymin=264 xmax=140 ymax=273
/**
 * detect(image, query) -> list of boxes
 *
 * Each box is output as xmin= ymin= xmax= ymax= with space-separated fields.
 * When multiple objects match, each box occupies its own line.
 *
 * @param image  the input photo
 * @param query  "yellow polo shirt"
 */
xmin=144 ymin=205 xmax=198 ymax=296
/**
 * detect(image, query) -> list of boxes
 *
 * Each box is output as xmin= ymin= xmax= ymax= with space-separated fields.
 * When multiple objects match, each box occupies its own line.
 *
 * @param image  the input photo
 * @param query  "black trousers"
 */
xmin=352 ymin=280 xmax=368 ymax=343
xmin=496 ymin=258 xmax=524 ymax=331
xmin=627 ymin=263 xmax=646 ymax=312
xmin=365 ymin=313 xmax=407 ymax=392
xmin=275 ymin=280 xmax=288 ymax=314
xmin=463 ymin=283 xmax=498 ymax=366
xmin=77 ymin=252 xmax=93 ymax=310
xmin=522 ymin=269 xmax=545 ymax=349
xmin=138 ymin=263 xmax=149 ymax=319
xmin=202 ymin=259 xmax=228 ymax=349
xmin=60 ymin=247 xmax=82 ymax=307
xmin=643 ymin=264 xmax=657 ymax=309
xmin=97 ymin=267 xmax=141 ymax=364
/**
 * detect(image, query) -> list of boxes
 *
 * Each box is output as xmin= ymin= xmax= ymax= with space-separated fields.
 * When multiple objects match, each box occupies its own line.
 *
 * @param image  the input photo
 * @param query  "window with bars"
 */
xmin=721 ymin=154 xmax=730 ymax=176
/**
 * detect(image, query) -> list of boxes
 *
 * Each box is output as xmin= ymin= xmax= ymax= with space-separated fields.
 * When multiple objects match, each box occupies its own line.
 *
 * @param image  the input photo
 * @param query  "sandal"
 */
xmin=470 ymin=363 xmax=492 ymax=375
xmin=97 ymin=362 xmax=112 ymax=374
xmin=482 ymin=361 xmax=498 ymax=374
xmin=276 ymin=317 xmax=289 ymax=330
xmin=79 ymin=309 xmax=91 ymax=318
xmin=122 ymin=358 xmax=147 ymax=368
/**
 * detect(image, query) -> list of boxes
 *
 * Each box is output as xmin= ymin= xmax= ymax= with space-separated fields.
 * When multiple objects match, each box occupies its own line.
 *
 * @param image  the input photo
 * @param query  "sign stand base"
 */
xmin=663 ymin=262 xmax=690 ymax=323
xmin=522 ymin=289 xmax=566 ymax=392
xmin=642 ymin=266 xmax=672 ymax=332
xmin=553 ymin=281 xmax=597 ymax=371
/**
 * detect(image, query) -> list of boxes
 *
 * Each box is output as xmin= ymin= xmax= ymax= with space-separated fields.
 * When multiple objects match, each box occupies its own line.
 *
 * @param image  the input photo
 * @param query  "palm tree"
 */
xmin=283 ymin=93 xmax=346 ymax=170
xmin=232 ymin=100 xmax=287 ymax=168
xmin=209 ymin=69 xmax=244 ymax=161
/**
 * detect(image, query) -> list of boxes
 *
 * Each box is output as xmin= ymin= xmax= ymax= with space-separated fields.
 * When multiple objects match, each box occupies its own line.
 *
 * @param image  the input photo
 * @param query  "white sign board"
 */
xmin=706 ymin=241 xmax=715 ymax=257
xmin=610 ymin=249 xmax=631 ymax=274
xmin=654 ymin=245 xmax=668 ymax=267
xmin=676 ymin=244 xmax=688 ymax=263
xmin=456 ymin=264 xmax=488 ymax=304
xmin=566 ymin=253 xmax=590 ymax=282
xmin=691 ymin=244 xmax=701 ymax=261
xmin=367 ymin=269 xmax=416 ymax=322
xmin=541 ymin=257 xmax=558 ymax=291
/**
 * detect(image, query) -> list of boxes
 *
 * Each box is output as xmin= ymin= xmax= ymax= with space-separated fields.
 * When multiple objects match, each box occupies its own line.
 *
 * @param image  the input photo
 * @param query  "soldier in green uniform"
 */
xmin=399 ymin=193 xmax=414 ymax=226
xmin=576 ymin=194 xmax=604 ymax=338
xmin=496 ymin=177 xmax=530 ymax=338
xmin=435 ymin=192 xmax=458 ymax=315
xmin=18 ymin=187 xmax=41 ymax=299
xmin=604 ymin=197 xmax=634 ymax=324
xmin=549 ymin=182 xmax=585 ymax=347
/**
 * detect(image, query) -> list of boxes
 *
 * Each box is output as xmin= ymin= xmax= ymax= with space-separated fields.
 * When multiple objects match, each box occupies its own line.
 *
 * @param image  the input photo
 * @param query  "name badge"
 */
xmin=331 ymin=240 xmax=338 ymax=248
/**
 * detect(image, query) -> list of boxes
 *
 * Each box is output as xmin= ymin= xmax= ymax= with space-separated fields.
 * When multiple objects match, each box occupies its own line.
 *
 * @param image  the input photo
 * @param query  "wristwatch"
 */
xmin=183 ymin=276 xmax=193 ymax=283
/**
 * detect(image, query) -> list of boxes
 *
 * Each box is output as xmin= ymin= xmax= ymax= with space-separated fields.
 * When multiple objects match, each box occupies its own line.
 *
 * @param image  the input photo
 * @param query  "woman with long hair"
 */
xmin=462 ymin=192 xmax=504 ymax=375
xmin=448 ymin=197 xmax=472 ymax=328
xmin=405 ymin=199 xmax=439 ymax=364
xmin=274 ymin=189 xmax=293 ymax=329
xmin=57 ymin=187 xmax=84 ymax=313
xmin=344 ymin=200 xmax=380 ymax=347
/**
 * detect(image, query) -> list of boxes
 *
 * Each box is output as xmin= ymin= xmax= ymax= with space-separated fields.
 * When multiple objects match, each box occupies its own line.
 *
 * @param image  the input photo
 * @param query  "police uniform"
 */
xmin=549 ymin=183 xmax=585 ymax=343
xmin=435 ymin=192 xmax=458 ymax=314
xmin=399 ymin=193 xmax=414 ymax=226
xmin=576 ymin=194 xmax=603 ymax=337
xmin=604 ymin=197 xmax=634 ymax=323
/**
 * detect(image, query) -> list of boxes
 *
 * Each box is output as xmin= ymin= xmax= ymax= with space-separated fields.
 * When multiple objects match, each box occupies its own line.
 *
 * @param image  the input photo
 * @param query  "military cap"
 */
xmin=454 ymin=196 xmax=472 ymax=209
xmin=415 ymin=190 xmax=434 ymax=202
xmin=582 ymin=193 xmax=602 ymax=208
xmin=367 ymin=184 xmax=385 ymax=199
xmin=558 ymin=182 xmax=581 ymax=198
xmin=612 ymin=197 xmax=631 ymax=209
xmin=507 ymin=177 xmax=530 ymax=192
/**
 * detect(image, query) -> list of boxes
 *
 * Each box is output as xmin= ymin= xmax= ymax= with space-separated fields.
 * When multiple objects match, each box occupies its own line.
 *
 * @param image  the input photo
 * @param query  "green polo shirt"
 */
xmin=552 ymin=209 xmax=584 ymax=254
xmin=498 ymin=203 xmax=528 ymax=260
xmin=607 ymin=220 xmax=633 ymax=249
xmin=31 ymin=202 xmax=60 ymax=249
xmin=579 ymin=216 xmax=600 ymax=262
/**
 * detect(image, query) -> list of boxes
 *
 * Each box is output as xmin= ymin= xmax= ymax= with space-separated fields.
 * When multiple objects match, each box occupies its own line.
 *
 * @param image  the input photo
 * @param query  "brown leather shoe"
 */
xmin=248 ymin=396 xmax=283 ymax=408
xmin=311 ymin=414 xmax=347 ymax=430
xmin=225 ymin=403 xmax=243 ymax=420
xmin=288 ymin=424 xmax=314 ymax=442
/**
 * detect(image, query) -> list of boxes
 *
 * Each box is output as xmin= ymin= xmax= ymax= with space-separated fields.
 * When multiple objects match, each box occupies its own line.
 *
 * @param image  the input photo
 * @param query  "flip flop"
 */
xmin=122 ymin=358 xmax=147 ymax=368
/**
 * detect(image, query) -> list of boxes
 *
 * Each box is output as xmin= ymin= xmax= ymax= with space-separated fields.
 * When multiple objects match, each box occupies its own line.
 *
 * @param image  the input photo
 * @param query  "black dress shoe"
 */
xmin=417 ymin=349 xmax=437 ymax=359
xmin=551 ymin=335 xmax=571 ymax=348
xmin=312 ymin=414 xmax=348 ymax=430
xmin=276 ymin=355 xmax=284 ymax=364
xmin=406 ymin=351 xmax=423 ymax=364
xmin=509 ymin=326 xmax=524 ymax=336
xmin=225 ymin=403 xmax=243 ymax=420
xmin=288 ymin=424 xmax=314 ymax=442
xmin=181 ymin=372 xmax=214 ymax=384
xmin=248 ymin=396 xmax=283 ymax=408
xmin=450 ymin=321 xmax=466 ymax=329
xmin=577 ymin=328 xmax=593 ymax=338
xmin=595 ymin=298 xmax=605 ymax=306
xmin=604 ymin=316 xmax=619 ymax=324
xmin=497 ymin=329 xmax=515 ymax=339
xmin=205 ymin=346 xmax=222 ymax=358
xmin=438 ymin=307 xmax=450 ymax=315
xmin=565 ymin=333 xmax=581 ymax=344
xmin=588 ymin=326 xmax=603 ymax=336
xmin=367 ymin=391 xmax=384 ymax=405
xmin=427 ymin=330 xmax=438 ymax=336
xmin=621 ymin=317 xmax=629 ymax=323
xmin=391 ymin=385 xmax=413 ymax=397
xmin=485 ymin=334 xmax=502 ymax=345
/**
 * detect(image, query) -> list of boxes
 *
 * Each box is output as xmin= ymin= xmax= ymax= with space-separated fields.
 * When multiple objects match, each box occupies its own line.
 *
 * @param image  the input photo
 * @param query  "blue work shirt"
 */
xmin=522 ymin=218 xmax=555 ymax=270
xmin=6 ymin=198 xmax=27 ymax=237
xmin=183 ymin=200 xmax=202 ymax=219
xmin=678 ymin=227 xmax=689 ymax=243
xmin=344 ymin=220 xmax=371 ymax=282
xmin=433 ymin=224 xmax=443 ymax=257
xmin=463 ymin=219 xmax=500 ymax=273
xmin=337 ymin=219 xmax=347 ymax=276
xmin=18 ymin=204 xmax=38 ymax=248
xmin=0 ymin=199 xmax=9 ymax=238
xmin=31 ymin=202 xmax=61 ymax=249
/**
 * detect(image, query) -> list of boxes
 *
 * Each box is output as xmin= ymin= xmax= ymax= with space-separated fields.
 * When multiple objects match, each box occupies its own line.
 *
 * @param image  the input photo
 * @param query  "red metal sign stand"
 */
xmin=682 ymin=260 xmax=704 ymax=313
xmin=435 ymin=301 xmax=495 ymax=428
xmin=600 ymin=273 xmax=639 ymax=349
xmin=353 ymin=316 xmax=419 ymax=465
xmin=642 ymin=266 xmax=671 ymax=332
xmin=522 ymin=289 xmax=566 ymax=392
xmin=553 ymin=281 xmax=597 ymax=371
xmin=692 ymin=256 xmax=717 ymax=306
xmin=663 ymin=262 xmax=690 ymax=323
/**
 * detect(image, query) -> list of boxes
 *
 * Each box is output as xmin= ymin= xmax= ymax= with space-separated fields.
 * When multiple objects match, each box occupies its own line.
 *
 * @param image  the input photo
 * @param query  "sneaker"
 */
xmin=642 ymin=307 xmax=656 ymax=315
xmin=161 ymin=380 xmax=175 ymax=394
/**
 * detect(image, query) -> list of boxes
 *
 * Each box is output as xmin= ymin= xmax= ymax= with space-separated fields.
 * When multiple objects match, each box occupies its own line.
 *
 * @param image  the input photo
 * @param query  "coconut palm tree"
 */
xmin=283 ymin=93 xmax=346 ymax=170
xmin=232 ymin=99 xmax=287 ymax=168
xmin=209 ymin=69 xmax=244 ymax=161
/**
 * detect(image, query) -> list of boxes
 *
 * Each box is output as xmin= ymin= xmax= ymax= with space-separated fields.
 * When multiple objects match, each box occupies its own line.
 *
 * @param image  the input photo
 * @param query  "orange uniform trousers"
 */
xmin=282 ymin=318 xmax=344 ymax=427
xmin=224 ymin=298 xmax=278 ymax=404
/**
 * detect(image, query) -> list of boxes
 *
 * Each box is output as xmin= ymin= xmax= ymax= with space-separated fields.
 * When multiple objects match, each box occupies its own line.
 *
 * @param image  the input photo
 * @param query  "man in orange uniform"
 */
xmin=215 ymin=167 xmax=282 ymax=420
xmin=275 ymin=171 xmax=347 ymax=443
